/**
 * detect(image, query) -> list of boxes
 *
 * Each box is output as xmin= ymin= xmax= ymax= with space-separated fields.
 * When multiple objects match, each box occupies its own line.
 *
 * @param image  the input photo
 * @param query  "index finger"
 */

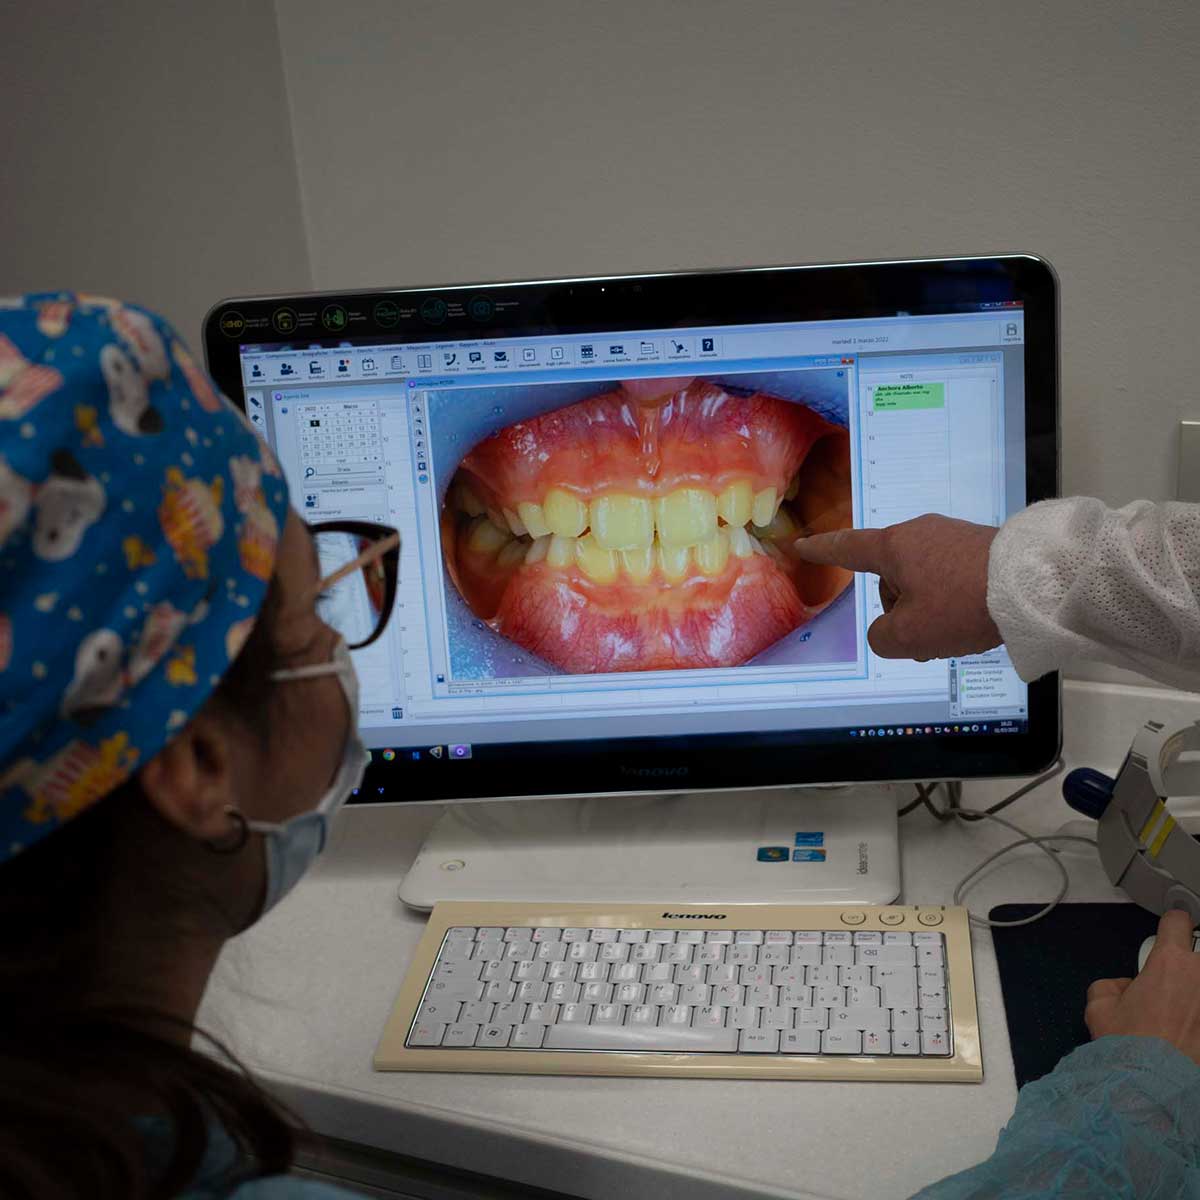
xmin=1151 ymin=908 xmax=1197 ymax=956
xmin=792 ymin=528 xmax=890 ymax=574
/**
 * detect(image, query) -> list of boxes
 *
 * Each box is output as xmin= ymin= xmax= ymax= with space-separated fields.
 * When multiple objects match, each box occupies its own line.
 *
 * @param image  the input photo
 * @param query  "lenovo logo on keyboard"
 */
xmin=661 ymin=912 xmax=727 ymax=919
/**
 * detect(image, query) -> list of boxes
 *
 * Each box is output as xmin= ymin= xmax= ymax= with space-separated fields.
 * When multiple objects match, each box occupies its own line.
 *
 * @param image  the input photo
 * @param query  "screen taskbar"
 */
xmin=363 ymin=717 xmax=1028 ymax=773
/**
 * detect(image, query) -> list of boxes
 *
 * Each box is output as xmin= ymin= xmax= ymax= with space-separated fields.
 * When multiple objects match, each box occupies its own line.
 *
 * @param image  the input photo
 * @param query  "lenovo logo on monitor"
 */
xmin=661 ymin=912 xmax=727 ymax=920
xmin=619 ymin=765 xmax=689 ymax=779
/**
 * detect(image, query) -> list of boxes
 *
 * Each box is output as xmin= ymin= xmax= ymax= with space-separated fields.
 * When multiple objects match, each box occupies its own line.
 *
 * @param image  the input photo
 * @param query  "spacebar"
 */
xmin=544 ymin=1024 xmax=739 ymax=1052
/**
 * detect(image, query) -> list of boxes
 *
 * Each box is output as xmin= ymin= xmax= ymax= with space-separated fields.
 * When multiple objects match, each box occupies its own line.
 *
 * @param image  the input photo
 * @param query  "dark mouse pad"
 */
xmin=989 ymin=903 xmax=1159 ymax=1088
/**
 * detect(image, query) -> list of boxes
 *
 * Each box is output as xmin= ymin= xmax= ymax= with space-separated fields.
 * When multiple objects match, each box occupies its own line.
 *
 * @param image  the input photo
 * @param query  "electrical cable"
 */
xmin=901 ymin=758 xmax=1096 ymax=926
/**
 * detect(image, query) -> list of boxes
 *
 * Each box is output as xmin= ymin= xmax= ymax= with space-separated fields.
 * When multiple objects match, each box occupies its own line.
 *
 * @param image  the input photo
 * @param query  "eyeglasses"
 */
xmin=308 ymin=520 xmax=401 ymax=650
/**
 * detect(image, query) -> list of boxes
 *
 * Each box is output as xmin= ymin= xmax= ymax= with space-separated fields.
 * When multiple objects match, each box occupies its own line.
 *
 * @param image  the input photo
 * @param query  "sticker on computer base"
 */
xmin=756 ymin=846 xmax=790 ymax=862
xmin=793 ymin=848 xmax=828 ymax=863
xmin=794 ymin=832 xmax=825 ymax=846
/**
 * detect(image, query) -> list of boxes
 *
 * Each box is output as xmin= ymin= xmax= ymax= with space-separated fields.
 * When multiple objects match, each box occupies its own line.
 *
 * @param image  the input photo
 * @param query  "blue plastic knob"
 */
xmin=1063 ymin=767 xmax=1115 ymax=819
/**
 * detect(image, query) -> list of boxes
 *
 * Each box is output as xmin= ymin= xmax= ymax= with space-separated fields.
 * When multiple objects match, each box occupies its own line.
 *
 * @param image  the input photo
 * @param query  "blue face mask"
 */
xmin=246 ymin=639 xmax=370 ymax=917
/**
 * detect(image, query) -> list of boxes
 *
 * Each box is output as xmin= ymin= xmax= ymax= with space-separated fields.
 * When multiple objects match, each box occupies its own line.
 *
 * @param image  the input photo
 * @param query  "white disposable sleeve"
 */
xmin=986 ymin=497 xmax=1200 ymax=692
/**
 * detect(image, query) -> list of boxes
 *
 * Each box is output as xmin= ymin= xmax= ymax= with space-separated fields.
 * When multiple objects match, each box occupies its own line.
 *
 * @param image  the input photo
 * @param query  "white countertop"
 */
xmin=198 ymin=680 xmax=1200 ymax=1200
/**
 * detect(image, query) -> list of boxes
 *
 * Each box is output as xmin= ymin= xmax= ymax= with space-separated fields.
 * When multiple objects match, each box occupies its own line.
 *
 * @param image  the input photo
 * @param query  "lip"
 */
xmin=441 ymin=376 xmax=854 ymax=673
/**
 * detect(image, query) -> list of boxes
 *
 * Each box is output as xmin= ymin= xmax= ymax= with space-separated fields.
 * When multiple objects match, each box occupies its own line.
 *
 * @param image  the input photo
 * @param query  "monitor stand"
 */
xmin=397 ymin=785 xmax=901 ymax=911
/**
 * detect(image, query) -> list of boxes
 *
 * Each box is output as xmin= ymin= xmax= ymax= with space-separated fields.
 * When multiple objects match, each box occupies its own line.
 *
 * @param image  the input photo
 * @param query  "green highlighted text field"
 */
xmin=872 ymin=382 xmax=945 ymax=411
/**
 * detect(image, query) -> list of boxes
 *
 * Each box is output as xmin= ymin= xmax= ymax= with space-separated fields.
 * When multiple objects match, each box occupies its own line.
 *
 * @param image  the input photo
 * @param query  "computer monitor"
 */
xmin=203 ymin=257 xmax=1059 ymax=822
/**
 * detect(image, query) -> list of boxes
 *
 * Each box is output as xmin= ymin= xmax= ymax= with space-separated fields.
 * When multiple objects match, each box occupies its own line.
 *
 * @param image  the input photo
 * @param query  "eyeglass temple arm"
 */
xmin=314 ymin=530 xmax=401 ymax=595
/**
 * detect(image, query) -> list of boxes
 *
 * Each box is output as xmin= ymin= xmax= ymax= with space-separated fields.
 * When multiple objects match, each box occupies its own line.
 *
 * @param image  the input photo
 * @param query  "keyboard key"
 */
xmin=525 ymin=1003 xmax=559 ymax=1024
xmin=476 ymin=928 xmax=505 ymax=941
xmin=662 ymin=944 xmax=692 ymax=964
xmin=568 ymin=942 xmax=598 ymax=962
xmin=611 ymin=962 xmax=641 ymax=983
xmin=675 ymin=930 xmax=706 ymax=943
xmin=578 ymin=961 xmax=608 ymax=983
xmin=696 ymin=944 xmax=724 ymax=965
xmin=705 ymin=930 xmax=734 ymax=944
xmin=408 ymin=1021 xmax=446 ymax=1046
xmin=798 ymin=1007 xmax=828 ymax=1029
xmin=545 ymin=1023 xmax=739 ymax=1052
xmin=824 ymin=931 xmax=853 ymax=945
xmin=536 ymin=942 xmax=568 ymax=962
xmin=829 ymin=1007 xmax=889 ymax=1032
xmin=740 ymin=1028 xmax=779 ymax=1052
xmin=794 ymin=931 xmax=823 ymax=944
xmin=921 ymin=1011 xmax=948 ymax=1033
xmin=582 ymin=982 xmax=613 ymax=1004
xmin=919 ymin=946 xmax=946 ymax=968
xmin=504 ymin=941 xmax=534 ymax=961
xmin=515 ymin=980 xmax=546 ymax=1004
xmin=815 ymin=985 xmax=845 ymax=1007
xmin=760 ymin=946 xmax=790 ymax=966
xmin=548 ymin=982 xmax=581 ymax=1004
xmin=922 ymin=1031 xmax=951 ymax=1055
xmin=503 ymin=927 xmax=529 ymax=941
xmin=892 ymin=1032 xmax=920 ymax=1054
xmin=560 ymin=1003 xmax=592 ymax=1023
xmin=883 ymin=932 xmax=913 ymax=945
xmin=675 ymin=964 xmax=704 ymax=985
xmin=736 ymin=930 xmax=765 ymax=944
xmin=443 ymin=1022 xmax=480 ymax=1047
xmin=821 ymin=1029 xmax=861 ymax=1054
xmin=427 ymin=980 xmax=485 ymax=1002
xmin=823 ymin=946 xmax=854 ymax=967
xmin=663 ymin=1004 xmax=692 ymax=1026
xmin=513 ymin=960 xmax=544 ymax=981
xmin=857 ymin=946 xmax=916 ymax=967
xmin=615 ymin=982 xmax=645 ymax=1005
xmin=740 ymin=965 xmax=771 ymax=988
xmin=561 ymin=928 xmax=589 ymax=943
xmin=648 ymin=984 xmax=678 ymax=1005
xmin=765 ymin=930 xmax=794 ymax=944
xmin=881 ymin=981 xmax=918 ymax=1009
xmin=494 ymin=1002 xmax=525 ymax=1025
xmin=477 ymin=1024 xmax=512 ymax=1047
xmin=619 ymin=929 xmax=647 ymax=943
xmin=434 ymin=960 xmax=482 ymax=982
xmin=460 ymin=1001 xmax=493 ymax=1024
xmin=628 ymin=1004 xmax=658 ymax=1026
xmin=643 ymin=963 xmax=673 ymax=983
xmin=708 ymin=963 xmax=737 ymax=985
xmin=590 ymin=928 xmax=619 ymax=942
xmin=594 ymin=1004 xmax=624 ymax=1025
xmin=772 ymin=965 xmax=804 ymax=987
xmin=760 ymin=1006 xmax=793 ymax=1030
xmin=792 ymin=945 xmax=822 ymax=967
xmin=484 ymin=981 xmax=517 ymax=1003
xmin=694 ymin=1005 xmax=725 ymax=1028
xmin=863 ymin=1030 xmax=891 ymax=1055
xmin=892 ymin=1007 xmax=919 ymax=1031
xmin=600 ymin=942 xmax=630 ymax=964
xmin=746 ymin=984 xmax=778 ymax=1007
xmin=729 ymin=946 xmax=757 ymax=966
xmin=841 ymin=965 xmax=872 ymax=988
xmin=531 ymin=927 xmax=561 ymax=943
xmin=417 ymin=1000 xmax=460 ymax=1023
xmin=779 ymin=984 xmax=812 ymax=1007
xmin=439 ymin=941 xmax=474 ymax=961
xmin=807 ymin=965 xmax=838 ymax=986
xmin=848 ymin=985 xmax=881 ymax=1007
xmin=512 ymin=1023 xmax=546 ymax=1048
xmin=648 ymin=929 xmax=677 ymax=943
xmin=919 ymin=988 xmax=947 ymax=1008
xmin=632 ymin=944 xmax=660 ymax=964
xmin=481 ymin=959 xmax=513 ymax=982
xmin=546 ymin=961 xmax=575 ymax=982
xmin=913 ymin=932 xmax=944 ymax=946
xmin=853 ymin=931 xmax=883 ymax=945
xmin=713 ymin=984 xmax=744 ymax=1006
xmin=679 ymin=983 xmax=711 ymax=1006
xmin=781 ymin=1027 xmax=822 ymax=1053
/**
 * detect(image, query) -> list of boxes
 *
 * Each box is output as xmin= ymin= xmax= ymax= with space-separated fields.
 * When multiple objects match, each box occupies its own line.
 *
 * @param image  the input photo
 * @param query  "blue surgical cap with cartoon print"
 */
xmin=0 ymin=293 xmax=291 ymax=861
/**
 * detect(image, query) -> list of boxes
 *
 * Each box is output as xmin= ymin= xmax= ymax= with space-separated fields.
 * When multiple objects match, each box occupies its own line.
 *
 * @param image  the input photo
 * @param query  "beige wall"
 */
xmin=274 ymin=0 xmax=1200 ymax=512
xmin=0 ymin=1 xmax=312 ymax=348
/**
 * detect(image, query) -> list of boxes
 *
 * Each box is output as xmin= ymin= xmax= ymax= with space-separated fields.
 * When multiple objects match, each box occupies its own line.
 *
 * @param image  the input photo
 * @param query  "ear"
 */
xmin=138 ymin=711 xmax=240 ymax=841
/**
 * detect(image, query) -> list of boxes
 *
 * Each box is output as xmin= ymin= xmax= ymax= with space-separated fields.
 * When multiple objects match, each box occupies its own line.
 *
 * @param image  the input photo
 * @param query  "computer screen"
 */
xmin=204 ymin=258 xmax=1060 ymax=800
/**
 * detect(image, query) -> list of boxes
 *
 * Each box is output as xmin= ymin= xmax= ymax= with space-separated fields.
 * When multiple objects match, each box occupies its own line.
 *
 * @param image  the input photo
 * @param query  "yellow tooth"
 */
xmin=546 ymin=533 xmax=577 ymax=568
xmin=620 ymin=545 xmax=654 ymax=582
xmin=590 ymin=494 xmax=654 ymax=549
xmin=543 ymin=488 xmax=588 ymax=537
xmin=750 ymin=534 xmax=767 ymax=555
xmin=467 ymin=516 xmax=509 ymax=555
xmin=657 ymin=540 xmax=691 ymax=582
xmin=497 ymin=539 xmax=528 ymax=568
xmin=728 ymin=526 xmax=754 ymax=558
xmin=695 ymin=530 xmax=730 ymax=576
xmin=525 ymin=534 xmax=551 ymax=564
xmin=486 ymin=507 xmax=507 ymax=531
xmin=753 ymin=507 xmax=798 ymax=542
xmin=575 ymin=534 xmax=619 ymax=583
xmin=517 ymin=501 xmax=552 ymax=539
xmin=784 ymin=474 xmax=800 ymax=502
xmin=503 ymin=507 xmax=527 ymax=537
xmin=751 ymin=487 xmax=778 ymax=528
xmin=717 ymin=480 xmax=753 ymax=528
xmin=654 ymin=488 xmax=717 ymax=547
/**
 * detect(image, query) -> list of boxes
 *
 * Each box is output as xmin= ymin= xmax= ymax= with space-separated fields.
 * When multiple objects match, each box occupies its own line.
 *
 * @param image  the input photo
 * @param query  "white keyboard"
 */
xmin=374 ymin=903 xmax=982 ymax=1081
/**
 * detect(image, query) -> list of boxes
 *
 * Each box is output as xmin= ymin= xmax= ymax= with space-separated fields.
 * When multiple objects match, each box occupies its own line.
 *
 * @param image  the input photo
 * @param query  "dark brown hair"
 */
xmin=0 ymin=583 xmax=315 ymax=1198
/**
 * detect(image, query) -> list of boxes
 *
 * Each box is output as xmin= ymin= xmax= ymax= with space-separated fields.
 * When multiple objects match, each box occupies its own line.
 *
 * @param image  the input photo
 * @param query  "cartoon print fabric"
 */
xmin=0 ymin=293 xmax=291 ymax=861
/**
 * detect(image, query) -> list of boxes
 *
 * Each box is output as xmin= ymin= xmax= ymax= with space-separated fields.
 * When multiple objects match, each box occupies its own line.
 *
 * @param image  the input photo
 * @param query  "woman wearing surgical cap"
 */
xmin=0 ymin=294 xmax=397 ymax=1198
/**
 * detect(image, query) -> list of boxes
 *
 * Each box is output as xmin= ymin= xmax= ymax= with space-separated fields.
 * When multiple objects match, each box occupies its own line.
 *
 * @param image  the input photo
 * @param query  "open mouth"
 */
xmin=440 ymin=375 xmax=854 ymax=673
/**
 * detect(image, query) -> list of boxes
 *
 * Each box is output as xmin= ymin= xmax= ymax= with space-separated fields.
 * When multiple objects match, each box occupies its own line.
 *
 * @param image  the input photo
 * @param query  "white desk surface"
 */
xmin=198 ymin=681 xmax=1200 ymax=1200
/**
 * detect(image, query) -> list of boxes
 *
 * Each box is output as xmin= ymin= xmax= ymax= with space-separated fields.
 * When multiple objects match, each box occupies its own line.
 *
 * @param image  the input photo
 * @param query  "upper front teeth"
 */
xmin=498 ymin=482 xmax=780 ymax=549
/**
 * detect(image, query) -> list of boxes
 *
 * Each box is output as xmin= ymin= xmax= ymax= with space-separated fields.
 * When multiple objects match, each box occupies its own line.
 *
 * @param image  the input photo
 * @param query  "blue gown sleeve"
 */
xmin=910 ymin=1037 xmax=1200 ymax=1199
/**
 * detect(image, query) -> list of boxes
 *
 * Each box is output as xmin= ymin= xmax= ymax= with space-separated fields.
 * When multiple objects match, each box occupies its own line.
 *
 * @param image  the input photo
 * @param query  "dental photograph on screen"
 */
xmin=428 ymin=369 xmax=857 ymax=681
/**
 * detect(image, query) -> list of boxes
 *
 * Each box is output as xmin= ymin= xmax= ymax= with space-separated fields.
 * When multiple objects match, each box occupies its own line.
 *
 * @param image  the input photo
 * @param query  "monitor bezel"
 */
xmin=203 ymin=254 xmax=1060 ymax=800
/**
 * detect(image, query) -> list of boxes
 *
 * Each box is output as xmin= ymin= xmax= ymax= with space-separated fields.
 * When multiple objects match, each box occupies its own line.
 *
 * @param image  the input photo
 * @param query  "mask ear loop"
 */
xmin=204 ymin=805 xmax=249 ymax=854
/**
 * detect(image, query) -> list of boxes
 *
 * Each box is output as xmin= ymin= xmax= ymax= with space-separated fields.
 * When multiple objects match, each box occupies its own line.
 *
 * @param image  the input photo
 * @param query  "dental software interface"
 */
xmin=239 ymin=308 xmax=1029 ymax=755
